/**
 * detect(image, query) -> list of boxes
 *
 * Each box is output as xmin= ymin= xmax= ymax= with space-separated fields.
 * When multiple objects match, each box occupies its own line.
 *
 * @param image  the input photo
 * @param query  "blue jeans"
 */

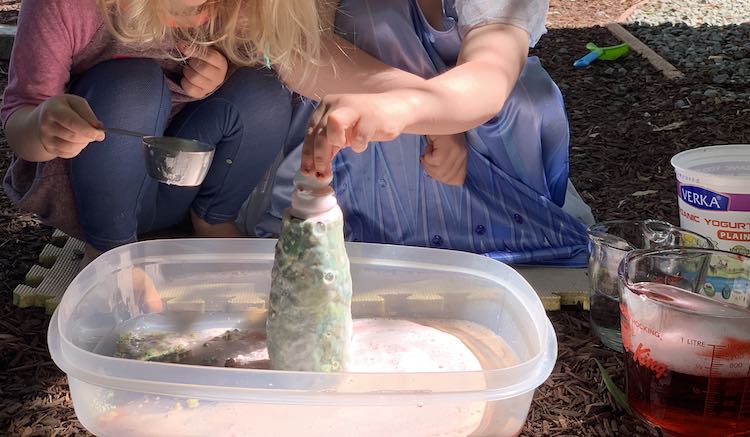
xmin=68 ymin=59 xmax=292 ymax=251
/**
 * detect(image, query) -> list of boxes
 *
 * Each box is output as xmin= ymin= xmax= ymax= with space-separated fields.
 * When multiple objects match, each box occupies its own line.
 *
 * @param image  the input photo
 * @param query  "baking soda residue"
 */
xmin=98 ymin=318 xmax=523 ymax=437
xmin=112 ymin=318 xmax=519 ymax=372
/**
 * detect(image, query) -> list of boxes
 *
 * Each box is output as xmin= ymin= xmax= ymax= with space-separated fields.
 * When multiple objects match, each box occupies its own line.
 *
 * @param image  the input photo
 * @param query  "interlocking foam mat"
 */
xmin=13 ymin=231 xmax=589 ymax=314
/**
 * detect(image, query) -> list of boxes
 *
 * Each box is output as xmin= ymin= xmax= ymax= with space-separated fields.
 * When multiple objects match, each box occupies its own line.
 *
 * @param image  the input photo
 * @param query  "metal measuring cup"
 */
xmin=105 ymin=128 xmax=215 ymax=187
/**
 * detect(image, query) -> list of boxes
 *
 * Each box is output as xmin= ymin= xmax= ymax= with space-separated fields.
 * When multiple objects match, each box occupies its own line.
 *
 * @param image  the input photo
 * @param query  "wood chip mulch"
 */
xmin=2 ymin=1 xmax=750 ymax=436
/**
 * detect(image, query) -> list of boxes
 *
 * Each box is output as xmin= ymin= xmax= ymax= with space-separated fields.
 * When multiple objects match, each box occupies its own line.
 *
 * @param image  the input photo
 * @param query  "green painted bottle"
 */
xmin=266 ymin=172 xmax=353 ymax=372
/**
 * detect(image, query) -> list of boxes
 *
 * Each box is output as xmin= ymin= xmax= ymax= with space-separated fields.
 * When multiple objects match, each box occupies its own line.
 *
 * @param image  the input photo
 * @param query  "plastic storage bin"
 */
xmin=48 ymin=239 xmax=557 ymax=437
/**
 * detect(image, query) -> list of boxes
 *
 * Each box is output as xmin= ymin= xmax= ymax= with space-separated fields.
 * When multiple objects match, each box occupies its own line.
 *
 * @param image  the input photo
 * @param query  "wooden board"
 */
xmin=516 ymin=267 xmax=589 ymax=311
xmin=606 ymin=22 xmax=685 ymax=80
xmin=14 ymin=231 xmax=590 ymax=314
xmin=0 ymin=24 xmax=15 ymax=61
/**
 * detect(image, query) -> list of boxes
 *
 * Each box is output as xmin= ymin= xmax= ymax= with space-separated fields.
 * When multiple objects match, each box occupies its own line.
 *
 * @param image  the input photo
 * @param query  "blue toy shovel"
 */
xmin=573 ymin=42 xmax=630 ymax=68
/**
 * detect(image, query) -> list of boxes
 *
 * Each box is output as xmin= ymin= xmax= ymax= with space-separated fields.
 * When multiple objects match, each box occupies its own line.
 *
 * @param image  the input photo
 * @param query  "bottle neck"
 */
xmin=289 ymin=172 xmax=338 ymax=220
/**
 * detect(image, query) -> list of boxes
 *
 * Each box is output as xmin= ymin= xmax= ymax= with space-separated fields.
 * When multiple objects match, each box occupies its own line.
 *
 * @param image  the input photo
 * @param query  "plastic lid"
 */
xmin=672 ymin=144 xmax=750 ymax=176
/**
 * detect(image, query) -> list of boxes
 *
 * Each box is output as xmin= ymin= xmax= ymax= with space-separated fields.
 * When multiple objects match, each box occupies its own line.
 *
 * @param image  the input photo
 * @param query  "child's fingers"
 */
xmin=313 ymin=118 xmax=333 ymax=176
xmin=53 ymin=110 xmax=104 ymax=142
xmin=328 ymin=145 xmax=341 ymax=162
xmin=422 ymin=141 xmax=445 ymax=167
xmin=424 ymin=137 xmax=435 ymax=155
xmin=46 ymin=138 xmax=88 ymax=159
xmin=421 ymin=159 xmax=444 ymax=182
xmin=131 ymin=267 xmax=164 ymax=313
xmin=445 ymin=155 xmax=467 ymax=186
xmin=421 ymin=151 xmax=465 ymax=186
xmin=65 ymin=95 xmax=104 ymax=129
xmin=176 ymin=41 xmax=198 ymax=59
xmin=301 ymin=106 xmax=327 ymax=175
xmin=183 ymin=65 xmax=214 ymax=91
xmin=349 ymin=119 xmax=374 ymax=153
xmin=59 ymin=97 xmax=105 ymax=141
xmin=187 ymin=57 xmax=223 ymax=81
xmin=181 ymin=76 xmax=207 ymax=98
xmin=312 ymin=107 xmax=358 ymax=173
xmin=188 ymin=47 xmax=227 ymax=71
xmin=50 ymin=122 xmax=95 ymax=143
xmin=300 ymin=130 xmax=315 ymax=176
xmin=326 ymin=107 xmax=358 ymax=148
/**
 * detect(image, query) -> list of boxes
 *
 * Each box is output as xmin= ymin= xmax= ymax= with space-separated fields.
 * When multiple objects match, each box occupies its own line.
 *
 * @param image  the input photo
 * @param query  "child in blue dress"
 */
xmin=243 ymin=0 xmax=595 ymax=267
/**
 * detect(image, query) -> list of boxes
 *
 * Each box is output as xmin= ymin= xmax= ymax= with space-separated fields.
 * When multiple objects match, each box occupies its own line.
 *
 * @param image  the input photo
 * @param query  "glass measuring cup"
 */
xmin=619 ymin=248 xmax=750 ymax=437
xmin=587 ymin=220 xmax=712 ymax=351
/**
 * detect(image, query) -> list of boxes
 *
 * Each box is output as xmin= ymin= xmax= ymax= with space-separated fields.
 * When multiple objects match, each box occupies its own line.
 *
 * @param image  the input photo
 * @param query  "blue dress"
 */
xmin=249 ymin=0 xmax=592 ymax=267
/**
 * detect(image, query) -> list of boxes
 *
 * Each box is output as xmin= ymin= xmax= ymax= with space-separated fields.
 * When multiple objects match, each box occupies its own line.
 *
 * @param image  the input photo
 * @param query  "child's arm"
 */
xmin=297 ymin=23 xmax=529 ymax=178
xmin=6 ymin=99 xmax=104 ymax=162
xmin=279 ymin=0 xmax=427 ymax=97
xmin=1 ymin=0 xmax=104 ymax=162
xmin=280 ymin=33 xmax=429 ymax=100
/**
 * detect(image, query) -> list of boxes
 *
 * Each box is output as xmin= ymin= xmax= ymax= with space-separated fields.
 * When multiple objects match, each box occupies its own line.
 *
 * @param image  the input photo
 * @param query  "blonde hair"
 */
xmin=96 ymin=0 xmax=324 ymax=74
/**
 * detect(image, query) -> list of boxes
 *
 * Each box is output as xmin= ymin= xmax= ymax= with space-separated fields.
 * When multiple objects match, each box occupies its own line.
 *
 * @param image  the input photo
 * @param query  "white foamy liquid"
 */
xmin=96 ymin=319 xmax=524 ymax=437
xmin=624 ymin=282 xmax=750 ymax=377
xmin=629 ymin=282 xmax=750 ymax=318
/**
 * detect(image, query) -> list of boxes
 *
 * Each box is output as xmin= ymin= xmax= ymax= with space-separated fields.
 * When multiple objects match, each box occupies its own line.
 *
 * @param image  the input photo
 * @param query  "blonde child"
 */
xmin=2 ymin=0 xmax=321 ymax=266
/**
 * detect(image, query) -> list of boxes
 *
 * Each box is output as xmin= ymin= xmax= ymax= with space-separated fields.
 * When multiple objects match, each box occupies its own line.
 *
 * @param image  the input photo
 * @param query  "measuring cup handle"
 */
xmin=104 ymin=127 xmax=149 ymax=138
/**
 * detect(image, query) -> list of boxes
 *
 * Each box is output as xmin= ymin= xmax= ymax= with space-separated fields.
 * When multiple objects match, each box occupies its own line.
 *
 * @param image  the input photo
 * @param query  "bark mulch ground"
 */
xmin=2 ymin=1 xmax=750 ymax=436
xmin=0 ymin=0 xmax=17 ymax=24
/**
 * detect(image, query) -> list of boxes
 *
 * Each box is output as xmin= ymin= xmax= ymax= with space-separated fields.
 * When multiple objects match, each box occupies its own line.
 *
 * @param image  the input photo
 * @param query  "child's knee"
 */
xmin=69 ymin=59 xmax=170 ymax=120
xmin=224 ymin=67 xmax=291 ymax=105
xmin=215 ymin=67 xmax=293 ymax=129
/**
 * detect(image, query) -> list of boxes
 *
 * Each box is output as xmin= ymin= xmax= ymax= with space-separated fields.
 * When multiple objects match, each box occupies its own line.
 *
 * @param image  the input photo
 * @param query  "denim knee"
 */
xmin=166 ymin=67 xmax=294 ymax=225
xmin=69 ymin=58 xmax=171 ymax=132
xmin=68 ymin=59 xmax=172 ymax=251
xmin=216 ymin=67 xmax=292 ymax=131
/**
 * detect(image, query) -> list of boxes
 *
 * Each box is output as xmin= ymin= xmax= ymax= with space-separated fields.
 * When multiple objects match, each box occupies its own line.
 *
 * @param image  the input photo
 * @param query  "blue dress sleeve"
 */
xmin=454 ymin=0 xmax=549 ymax=47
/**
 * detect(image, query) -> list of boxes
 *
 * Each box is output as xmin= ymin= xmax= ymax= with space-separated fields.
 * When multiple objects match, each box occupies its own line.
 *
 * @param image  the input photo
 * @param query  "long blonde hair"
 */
xmin=96 ymin=0 xmax=324 ymax=74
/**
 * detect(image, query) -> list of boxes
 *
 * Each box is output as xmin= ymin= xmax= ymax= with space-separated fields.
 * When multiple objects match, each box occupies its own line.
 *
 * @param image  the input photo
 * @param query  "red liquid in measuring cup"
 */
xmin=623 ymin=283 xmax=750 ymax=436
xmin=626 ymin=352 xmax=750 ymax=436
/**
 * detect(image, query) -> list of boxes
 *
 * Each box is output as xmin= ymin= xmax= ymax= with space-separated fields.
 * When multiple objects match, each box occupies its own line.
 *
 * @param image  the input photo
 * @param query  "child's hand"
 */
xmin=34 ymin=94 xmax=105 ymax=159
xmin=180 ymin=45 xmax=229 ymax=99
xmin=300 ymin=93 xmax=410 ymax=179
xmin=421 ymin=134 xmax=468 ymax=186
xmin=131 ymin=267 xmax=164 ymax=313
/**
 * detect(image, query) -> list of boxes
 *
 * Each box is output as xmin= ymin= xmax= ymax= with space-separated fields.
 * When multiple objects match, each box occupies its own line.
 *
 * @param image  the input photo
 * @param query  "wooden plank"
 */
xmin=516 ymin=267 xmax=590 ymax=311
xmin=15 ymin=232 xmax=591 ymax=314
xmin=606 ymin=22 xmax=685 ymax=80
xmin=0 ymin=24 xmax=15 ymax=61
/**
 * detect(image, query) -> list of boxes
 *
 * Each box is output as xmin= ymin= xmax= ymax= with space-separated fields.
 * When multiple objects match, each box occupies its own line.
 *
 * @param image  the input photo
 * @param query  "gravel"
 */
xmin=629 ymin=0 xmax=750 ymax=26
xmin=624 ymin=0 xmax=750 ymax=103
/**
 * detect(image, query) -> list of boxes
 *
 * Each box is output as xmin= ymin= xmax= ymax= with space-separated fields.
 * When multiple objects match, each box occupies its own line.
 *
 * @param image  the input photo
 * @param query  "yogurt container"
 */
xmin=672 ymin=145 xmax=750 ymax=307
xmin=671 ymin=145 xmax=750 ymax=255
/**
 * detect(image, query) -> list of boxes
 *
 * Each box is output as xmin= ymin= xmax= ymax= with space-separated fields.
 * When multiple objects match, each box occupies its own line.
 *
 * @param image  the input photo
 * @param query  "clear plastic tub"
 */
xmin=48 ymin=239 xmax=557 ymax=437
